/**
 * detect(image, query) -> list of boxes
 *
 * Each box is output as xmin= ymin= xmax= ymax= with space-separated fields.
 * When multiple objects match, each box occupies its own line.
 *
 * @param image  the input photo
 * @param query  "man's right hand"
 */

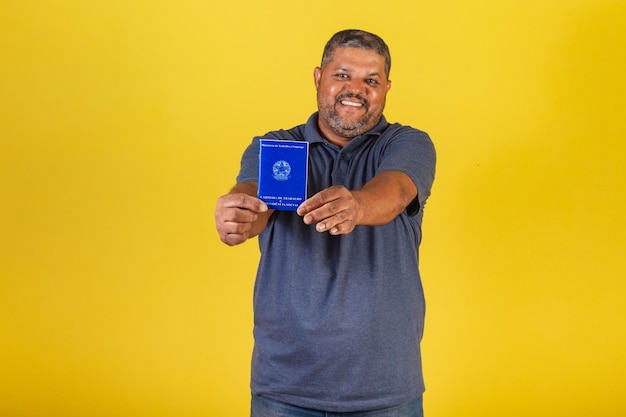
xmin=215 ymin=190 xmax=271 ymax=246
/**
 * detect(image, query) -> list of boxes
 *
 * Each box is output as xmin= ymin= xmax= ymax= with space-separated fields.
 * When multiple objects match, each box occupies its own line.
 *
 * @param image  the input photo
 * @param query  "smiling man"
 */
xmin=215 ymin=30 xmax=436 ymax=417
xmin=315 ymin=46 xmax=391 ymax=145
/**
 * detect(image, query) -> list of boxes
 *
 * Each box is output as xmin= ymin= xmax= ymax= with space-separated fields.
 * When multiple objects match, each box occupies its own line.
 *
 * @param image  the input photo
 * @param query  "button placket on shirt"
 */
xmin=331 ymin=150 xmax=351 ymax=184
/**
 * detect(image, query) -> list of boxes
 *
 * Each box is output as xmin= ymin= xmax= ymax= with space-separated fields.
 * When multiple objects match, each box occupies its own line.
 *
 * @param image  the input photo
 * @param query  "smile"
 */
xmin=340 ymin=100 xmax=363 ymax=107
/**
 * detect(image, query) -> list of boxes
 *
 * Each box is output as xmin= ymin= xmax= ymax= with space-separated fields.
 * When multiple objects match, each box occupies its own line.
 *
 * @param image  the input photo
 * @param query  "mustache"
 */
xmin=336 ymin=93 xmax=369 ymax=108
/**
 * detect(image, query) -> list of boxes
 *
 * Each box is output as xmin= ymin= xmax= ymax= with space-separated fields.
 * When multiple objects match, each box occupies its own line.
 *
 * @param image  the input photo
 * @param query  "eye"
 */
xmin=334 ymin=73 xmax=349 ymax=79
xmin=366 ymin=78 xmax=379 ymax=85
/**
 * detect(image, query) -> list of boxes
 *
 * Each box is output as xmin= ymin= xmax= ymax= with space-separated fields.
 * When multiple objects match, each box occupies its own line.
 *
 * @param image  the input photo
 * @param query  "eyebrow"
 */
xmin=335 ymin=66 xmax=382 ymax=77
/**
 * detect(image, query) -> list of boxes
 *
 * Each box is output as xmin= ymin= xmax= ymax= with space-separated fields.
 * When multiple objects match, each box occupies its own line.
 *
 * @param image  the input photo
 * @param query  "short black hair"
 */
xmin=321 ymin=29 xmax=391 ymax=78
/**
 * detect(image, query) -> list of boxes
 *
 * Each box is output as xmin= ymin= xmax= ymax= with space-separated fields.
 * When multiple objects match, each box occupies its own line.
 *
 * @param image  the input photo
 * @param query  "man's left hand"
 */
xmin=296 ymin=185 xmax=362 ymax=235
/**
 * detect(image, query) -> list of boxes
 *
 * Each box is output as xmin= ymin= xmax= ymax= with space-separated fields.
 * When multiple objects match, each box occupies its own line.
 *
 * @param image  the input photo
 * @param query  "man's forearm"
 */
xmin=352 ymin=170 xmax=418 ymax=226
xmin=297 ymin=170 xmax=418 ymax=235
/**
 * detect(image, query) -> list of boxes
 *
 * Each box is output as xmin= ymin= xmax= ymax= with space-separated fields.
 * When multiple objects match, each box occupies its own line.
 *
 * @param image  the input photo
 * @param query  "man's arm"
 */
xmin=296 ymin=170 xmax=417 ymax=235
xmin=215 ymin=182 xmax=274 ymax=246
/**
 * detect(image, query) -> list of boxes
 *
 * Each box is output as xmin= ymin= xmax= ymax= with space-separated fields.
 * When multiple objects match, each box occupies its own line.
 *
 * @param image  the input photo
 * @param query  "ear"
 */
xmin=313 ymin=67 xmax=322 ymax=89
xmin=386 ymin=79 xmax=392 ymax=93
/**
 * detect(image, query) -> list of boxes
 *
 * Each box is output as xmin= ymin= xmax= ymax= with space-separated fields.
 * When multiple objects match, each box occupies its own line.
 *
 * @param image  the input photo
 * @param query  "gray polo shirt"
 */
xmin=236 ymin=113 xmax=436 ymax=412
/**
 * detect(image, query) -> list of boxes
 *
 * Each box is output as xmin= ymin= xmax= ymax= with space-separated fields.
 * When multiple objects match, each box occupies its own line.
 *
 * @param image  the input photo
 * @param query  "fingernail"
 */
xmin=259 ymin=203 xmax=268 ymax=212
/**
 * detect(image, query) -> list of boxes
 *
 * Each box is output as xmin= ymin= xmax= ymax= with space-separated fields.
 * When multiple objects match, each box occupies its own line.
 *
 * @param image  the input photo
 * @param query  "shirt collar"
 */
xmin=304 ymin=112 xmax=389 ymax=147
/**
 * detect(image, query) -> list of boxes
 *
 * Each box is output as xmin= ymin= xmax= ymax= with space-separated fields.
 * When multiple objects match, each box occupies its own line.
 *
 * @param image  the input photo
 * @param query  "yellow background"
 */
xmin=1 ymin=1 xmax=625 ymax=416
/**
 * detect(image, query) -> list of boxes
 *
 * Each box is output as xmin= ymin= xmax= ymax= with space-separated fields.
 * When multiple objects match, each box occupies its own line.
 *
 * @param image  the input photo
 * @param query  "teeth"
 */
xmin=341 ymin=100 xmax=362 ymax=107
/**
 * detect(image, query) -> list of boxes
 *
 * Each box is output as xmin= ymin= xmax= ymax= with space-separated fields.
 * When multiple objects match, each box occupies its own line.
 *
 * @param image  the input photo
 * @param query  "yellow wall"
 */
xmin=1 ymin=1 xmax=625 ymax=416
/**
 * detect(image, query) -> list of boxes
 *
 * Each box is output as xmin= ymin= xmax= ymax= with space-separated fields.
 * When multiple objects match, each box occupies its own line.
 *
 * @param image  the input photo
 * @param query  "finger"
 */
xmin=314 ymin=209 xmax=352 ymax=234
xmin=216 ymin=216 xmax=254 ymax=245
xmin=328 ymin=217 xmax=356 ymax=235
xmin=220 ymin=193 xmax=268 ymax=213
xmin=219 ymin=215 xmax=255 ymax=233
xmin=298 ymin=190 xmax=349 ymax=224
xmin=306 ymin=200 xmax=340 ymax=226
xmin=221 ymin=231 xmax=249 ymax=246
xmin=216 ymin=205 xmax=259 ymax=224
xmin=297 ymin=187 xmax=342 ymax=217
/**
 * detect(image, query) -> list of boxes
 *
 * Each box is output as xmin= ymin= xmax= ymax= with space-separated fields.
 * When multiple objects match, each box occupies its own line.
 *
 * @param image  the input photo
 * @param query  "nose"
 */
xmin=342 ymin=79 xmax=365 ymax=96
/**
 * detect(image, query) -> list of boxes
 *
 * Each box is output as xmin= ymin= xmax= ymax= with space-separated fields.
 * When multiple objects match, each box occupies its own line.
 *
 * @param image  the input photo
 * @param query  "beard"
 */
xmin=317 ymin=93 xmax=384 ymax=139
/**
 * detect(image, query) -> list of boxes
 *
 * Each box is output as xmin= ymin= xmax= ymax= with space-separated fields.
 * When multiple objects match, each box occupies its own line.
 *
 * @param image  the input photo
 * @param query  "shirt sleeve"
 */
xmin=376 ymin=126 xmax=437 ymax=216
xmin=236 ymin=137 xmax=262 ymax=184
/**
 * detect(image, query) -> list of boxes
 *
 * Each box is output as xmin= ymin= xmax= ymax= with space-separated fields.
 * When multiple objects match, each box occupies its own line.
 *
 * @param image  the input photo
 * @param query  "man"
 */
xmin=215 ymin=29 xmax=436 ymax=417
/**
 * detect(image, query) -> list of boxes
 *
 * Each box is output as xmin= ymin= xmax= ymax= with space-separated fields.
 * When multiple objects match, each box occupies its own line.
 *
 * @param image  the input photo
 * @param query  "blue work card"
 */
xmin=258 ymin=139 xmax=309 ymax=211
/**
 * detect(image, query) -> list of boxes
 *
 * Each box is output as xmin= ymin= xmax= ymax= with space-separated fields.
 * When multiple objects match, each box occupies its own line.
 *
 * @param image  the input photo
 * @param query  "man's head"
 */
xmin=314 ymin=30 xmax=392 ymax=147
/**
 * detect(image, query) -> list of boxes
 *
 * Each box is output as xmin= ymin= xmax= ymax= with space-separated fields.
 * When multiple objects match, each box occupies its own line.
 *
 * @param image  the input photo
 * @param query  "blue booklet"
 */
xmin=258 ymin=139 xmax=309 ymax=211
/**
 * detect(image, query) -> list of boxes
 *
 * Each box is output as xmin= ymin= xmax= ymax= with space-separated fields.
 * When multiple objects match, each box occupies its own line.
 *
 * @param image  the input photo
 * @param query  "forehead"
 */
xmin=327 ymin=47 xmax=386 ymax=73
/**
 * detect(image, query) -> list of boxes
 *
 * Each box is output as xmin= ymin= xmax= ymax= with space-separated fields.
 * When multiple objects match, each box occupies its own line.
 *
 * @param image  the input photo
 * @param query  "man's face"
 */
xmin=314 ymin=47 xmax=391 ymax=147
